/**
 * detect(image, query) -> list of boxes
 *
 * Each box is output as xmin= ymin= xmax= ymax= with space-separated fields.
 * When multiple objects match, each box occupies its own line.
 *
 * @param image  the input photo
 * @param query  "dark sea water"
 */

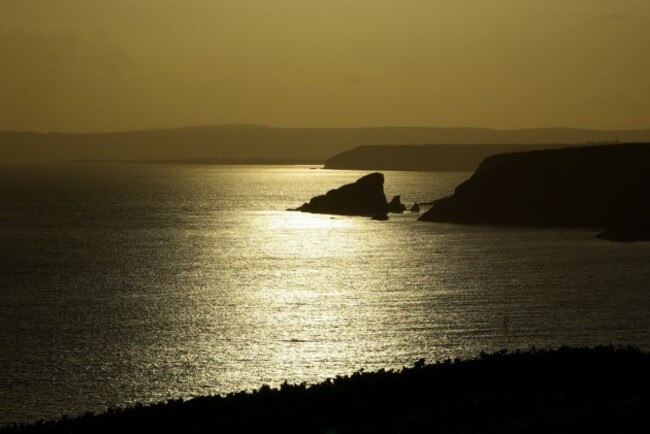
xmin=0 ymin=164 xmax=648 ymax=426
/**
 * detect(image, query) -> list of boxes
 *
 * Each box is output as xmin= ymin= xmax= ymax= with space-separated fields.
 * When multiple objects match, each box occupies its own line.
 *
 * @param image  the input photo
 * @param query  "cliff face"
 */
xmin=419 ymin=144 xmax=650 ymax=232
xmin=596 ymin=201 xmax=650 ymax=241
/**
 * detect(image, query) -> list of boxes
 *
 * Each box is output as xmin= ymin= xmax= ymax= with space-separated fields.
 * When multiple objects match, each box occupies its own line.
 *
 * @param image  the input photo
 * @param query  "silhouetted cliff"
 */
xmin=596 ymin=201 xmax=650 ymax=241
xmin=419 ymin=144 xmax=650 ymax=234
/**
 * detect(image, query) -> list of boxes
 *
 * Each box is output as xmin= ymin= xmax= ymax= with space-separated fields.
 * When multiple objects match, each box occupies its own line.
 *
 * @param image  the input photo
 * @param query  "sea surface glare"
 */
xmin=0 ymin=165 xmax=648 ymax=425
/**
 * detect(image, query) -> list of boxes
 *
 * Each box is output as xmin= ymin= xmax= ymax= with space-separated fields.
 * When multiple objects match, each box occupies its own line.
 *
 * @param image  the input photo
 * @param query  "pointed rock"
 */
xmin=387 ymin=195 xmax=406 ymax=213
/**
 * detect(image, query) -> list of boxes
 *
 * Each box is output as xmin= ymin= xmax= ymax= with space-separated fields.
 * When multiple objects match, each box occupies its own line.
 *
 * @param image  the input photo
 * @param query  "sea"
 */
xmin=0 ymin=164 xmax=648 ymax=426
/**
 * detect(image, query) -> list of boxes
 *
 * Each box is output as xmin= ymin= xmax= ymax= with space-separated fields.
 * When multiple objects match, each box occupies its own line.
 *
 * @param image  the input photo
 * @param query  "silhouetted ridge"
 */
xmin=324 ymin=144 xmax=584 ymax=172
xmin=4 ymin=127 xmax=650 ymax=163
xmin=2 ymin=346 xmax=647 ymax=433
xmin=419 ymin=144 xmax=650 ymax=238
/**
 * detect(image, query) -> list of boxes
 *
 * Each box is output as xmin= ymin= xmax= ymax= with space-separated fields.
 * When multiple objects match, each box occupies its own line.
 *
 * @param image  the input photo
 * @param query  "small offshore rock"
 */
xmin=386 ymin=195 xmax=406 ymax=213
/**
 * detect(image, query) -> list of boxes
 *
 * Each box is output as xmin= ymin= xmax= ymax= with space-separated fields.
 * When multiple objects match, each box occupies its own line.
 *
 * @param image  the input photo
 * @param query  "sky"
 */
xmin=1 ymin=0 xmax=649 ymax=133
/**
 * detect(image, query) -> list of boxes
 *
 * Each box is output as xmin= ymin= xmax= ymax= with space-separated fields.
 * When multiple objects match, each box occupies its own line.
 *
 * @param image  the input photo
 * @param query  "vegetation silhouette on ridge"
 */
xmin=2 ymin=346 xmax=648 ymax=433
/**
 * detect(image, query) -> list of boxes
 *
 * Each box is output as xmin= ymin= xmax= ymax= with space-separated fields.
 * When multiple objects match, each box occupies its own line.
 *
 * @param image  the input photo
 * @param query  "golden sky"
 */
xmin=1 ymin=0 xmax=649 ymax=132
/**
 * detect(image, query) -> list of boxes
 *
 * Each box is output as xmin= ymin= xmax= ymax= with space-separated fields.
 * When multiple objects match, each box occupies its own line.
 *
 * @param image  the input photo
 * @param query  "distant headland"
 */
xmin=323 ymin=143 xmax=588 ymax=172
xmin=419 ymin=143 xmax=650 ymax=240
xmin=3 ymin=126 xmax=650 ymax=164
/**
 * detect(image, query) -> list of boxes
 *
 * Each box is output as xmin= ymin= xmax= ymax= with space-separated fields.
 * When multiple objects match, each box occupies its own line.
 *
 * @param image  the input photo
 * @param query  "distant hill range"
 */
xmin=2 ymin=125 xmax=650 ymax=164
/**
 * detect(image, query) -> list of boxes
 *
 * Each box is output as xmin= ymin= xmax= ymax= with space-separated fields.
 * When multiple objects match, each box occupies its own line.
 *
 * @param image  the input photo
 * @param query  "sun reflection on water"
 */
xmin=234 ymin=209 xmax=394 ymax=384
xmin=258 ymin=210 xmax=356 ymax=231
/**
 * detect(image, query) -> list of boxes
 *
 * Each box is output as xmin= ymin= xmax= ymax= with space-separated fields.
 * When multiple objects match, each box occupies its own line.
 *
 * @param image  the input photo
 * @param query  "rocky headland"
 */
xmin=419 ymin=144 xmax=650 ymax=240
xmin=290 ymin=172 xmax=405 ymax=218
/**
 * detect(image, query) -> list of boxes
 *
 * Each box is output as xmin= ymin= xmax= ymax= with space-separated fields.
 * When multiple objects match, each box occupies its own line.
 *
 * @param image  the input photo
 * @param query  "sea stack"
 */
xmin=386 ymin=195 xmax=407 ymax=213
xmin=291 ymin=172 xmax=393 ymax=217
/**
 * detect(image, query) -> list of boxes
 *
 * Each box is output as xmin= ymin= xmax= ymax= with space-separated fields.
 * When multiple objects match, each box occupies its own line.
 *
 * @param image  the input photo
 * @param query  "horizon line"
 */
xmin=4 ymin=124 xmax=650 ymax=135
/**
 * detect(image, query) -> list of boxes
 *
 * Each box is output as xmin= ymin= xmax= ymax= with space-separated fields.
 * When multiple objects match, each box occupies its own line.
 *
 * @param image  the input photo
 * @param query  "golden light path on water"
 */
xmin=201 ymin=203 xmax=476 ymax=392
xmin=242 ymin=210 xmax=389 ymax=382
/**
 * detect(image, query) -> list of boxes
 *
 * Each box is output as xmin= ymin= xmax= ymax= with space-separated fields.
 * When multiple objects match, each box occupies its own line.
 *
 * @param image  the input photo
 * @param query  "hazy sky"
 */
xmin=1 ymin=0 xmax=649 ymax=132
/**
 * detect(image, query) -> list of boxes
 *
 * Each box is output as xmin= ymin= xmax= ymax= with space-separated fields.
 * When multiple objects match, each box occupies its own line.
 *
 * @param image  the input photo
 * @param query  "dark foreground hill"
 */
xmin=2 ymin=346 xmax=648 ymax=434
xmin=419 ymin=143 xmax=650 ymax=239
xmin=3 ymin=126 xmax=650 ymax=163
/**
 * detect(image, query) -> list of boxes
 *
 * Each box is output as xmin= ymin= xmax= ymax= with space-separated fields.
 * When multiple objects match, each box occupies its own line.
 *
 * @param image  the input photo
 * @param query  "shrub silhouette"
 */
xmin=1 ymin=346 xmax=648 ymax=434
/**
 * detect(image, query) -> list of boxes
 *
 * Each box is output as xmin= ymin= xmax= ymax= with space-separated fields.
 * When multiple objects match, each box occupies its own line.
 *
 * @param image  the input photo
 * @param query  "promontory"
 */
xmin=419 ymin=143 xmax=650 ymax=240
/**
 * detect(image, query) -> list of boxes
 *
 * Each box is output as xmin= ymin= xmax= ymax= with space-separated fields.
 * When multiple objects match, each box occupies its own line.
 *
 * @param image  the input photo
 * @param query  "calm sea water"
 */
xmin=0 ymin=164 xmax=648 ymax=426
